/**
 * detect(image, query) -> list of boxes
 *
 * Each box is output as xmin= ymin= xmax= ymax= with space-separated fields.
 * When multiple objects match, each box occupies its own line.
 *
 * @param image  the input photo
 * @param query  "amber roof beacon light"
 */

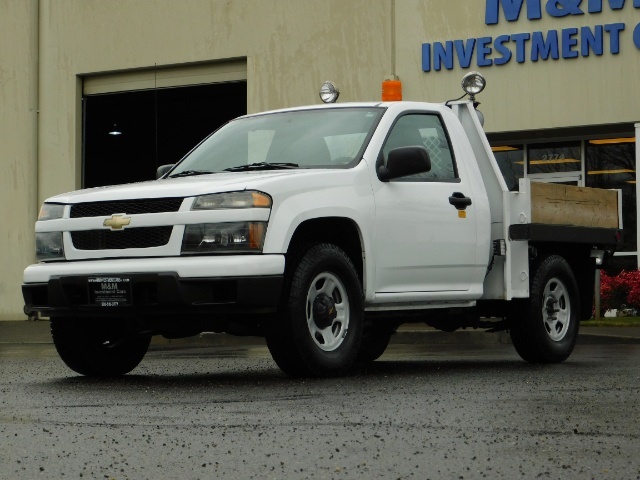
xmin=382 ymin=78 xmax=402 ymax=101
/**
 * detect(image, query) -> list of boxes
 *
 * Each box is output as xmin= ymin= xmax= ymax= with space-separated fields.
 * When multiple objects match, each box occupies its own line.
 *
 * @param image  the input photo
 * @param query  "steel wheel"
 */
xmin=306 ymin=272 xmax=350 ymax=352
xmin=541 ymin=277 xmax=571 ymax=342
xmin=266 ymin=243 xmax=363 ymax=377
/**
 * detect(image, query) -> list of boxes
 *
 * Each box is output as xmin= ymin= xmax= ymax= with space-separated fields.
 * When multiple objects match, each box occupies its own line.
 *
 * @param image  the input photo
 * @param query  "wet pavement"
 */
xmin=1 ymin=337 xmax=639 ymax=479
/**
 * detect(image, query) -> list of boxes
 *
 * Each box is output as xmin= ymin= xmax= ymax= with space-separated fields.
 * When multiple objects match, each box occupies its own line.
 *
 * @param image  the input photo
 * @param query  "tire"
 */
xmin=356 ymin=326 xmax=393 ymax=363
xmin=509 ymin=254 xmax=580 ymax=363
xmin=266 ymin=243 xmax=363 ymax=377
xmin=51 ymin=317 xmax=151 ymax=376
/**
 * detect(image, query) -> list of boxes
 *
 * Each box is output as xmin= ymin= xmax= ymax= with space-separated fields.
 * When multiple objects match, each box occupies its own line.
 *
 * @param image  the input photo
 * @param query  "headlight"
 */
xmin=38 ymin=203 xmax=65 ymax=221
xmin=192 ymin=191 xmax=271 ymax=210
xmin=181 ymin=222 xmax=267 ymax=254
xmin=35 ymin=232 xmax=65 ymax=261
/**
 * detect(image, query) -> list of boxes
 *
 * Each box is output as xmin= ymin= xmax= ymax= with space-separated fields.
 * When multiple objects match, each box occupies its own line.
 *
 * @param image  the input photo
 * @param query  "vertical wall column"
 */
xmin=0 ymin=0 xmax=39 ymax=320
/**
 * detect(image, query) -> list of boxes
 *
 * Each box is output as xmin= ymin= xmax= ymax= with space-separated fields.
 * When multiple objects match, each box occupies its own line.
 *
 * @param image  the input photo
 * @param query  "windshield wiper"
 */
xmin=168 ymin=170 xmax=213 ymax=178
xmin=223 ymin=162 xmax=299 ymax=172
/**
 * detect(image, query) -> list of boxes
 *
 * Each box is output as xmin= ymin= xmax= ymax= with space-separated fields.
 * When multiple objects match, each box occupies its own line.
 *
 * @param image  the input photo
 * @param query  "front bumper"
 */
xmin=22 ymin=255 xmax=285 ymax=318
xmin=23 ymin=273 xmax=283 ymax=318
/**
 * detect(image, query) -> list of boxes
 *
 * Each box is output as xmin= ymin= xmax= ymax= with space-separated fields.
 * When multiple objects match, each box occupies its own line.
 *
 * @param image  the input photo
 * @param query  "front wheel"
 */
xmin=266 ymin=243 xmax=363 ymax=377
xmin=509 ymin=254 xmax=580 ymax=363
xmin=51 ymin=317 xmax=151 ymax=376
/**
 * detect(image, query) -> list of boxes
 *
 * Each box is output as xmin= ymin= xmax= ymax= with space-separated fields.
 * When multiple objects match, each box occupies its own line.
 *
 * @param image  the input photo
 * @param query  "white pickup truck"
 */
xmin=23 ymin=73 xmax=622 ymax=377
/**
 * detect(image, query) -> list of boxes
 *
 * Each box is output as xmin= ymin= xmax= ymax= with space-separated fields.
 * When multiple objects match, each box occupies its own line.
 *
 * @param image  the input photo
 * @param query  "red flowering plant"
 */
xmin=599 ymin=269 xmax=640 ymax=315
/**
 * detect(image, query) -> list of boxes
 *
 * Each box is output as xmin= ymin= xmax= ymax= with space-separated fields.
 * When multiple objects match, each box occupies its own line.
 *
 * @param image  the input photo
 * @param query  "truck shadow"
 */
xmin=46 ymin=355 xmax=589 ymax=391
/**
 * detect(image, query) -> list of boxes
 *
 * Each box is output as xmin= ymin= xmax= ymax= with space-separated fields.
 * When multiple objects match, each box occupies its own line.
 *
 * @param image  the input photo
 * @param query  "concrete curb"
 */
xmin=2 ymin=320 xmax=639 ymax=346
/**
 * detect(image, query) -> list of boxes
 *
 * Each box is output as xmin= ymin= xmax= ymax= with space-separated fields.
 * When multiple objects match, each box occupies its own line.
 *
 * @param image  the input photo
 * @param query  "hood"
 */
xmin=46 ymin=171 xmax=308 ymax=203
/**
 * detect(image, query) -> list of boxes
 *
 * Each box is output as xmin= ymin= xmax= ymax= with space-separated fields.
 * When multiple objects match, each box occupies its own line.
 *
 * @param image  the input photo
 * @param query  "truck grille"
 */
xmin=70 ymin=198 xmax=183 ymax=218
xmin=71 ymin=227 xmax=173 ymax=250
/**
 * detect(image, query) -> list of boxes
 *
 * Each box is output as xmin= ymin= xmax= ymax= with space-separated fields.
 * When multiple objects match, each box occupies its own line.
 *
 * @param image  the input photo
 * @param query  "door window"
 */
xmin=382 ymin=114 xmax=457 ymax=182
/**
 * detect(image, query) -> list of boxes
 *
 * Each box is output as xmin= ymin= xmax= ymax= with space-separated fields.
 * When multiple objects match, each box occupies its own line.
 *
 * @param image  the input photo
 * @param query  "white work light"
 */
xmin=461 ymin=71 xmax=486 ymax=100
xmin=319 ymin=81 xmax=340 ymax=104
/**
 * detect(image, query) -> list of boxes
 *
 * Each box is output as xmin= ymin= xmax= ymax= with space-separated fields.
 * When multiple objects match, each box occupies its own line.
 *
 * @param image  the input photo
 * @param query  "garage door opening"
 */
xmin=83 ymin=81 xmax=247 ymax=188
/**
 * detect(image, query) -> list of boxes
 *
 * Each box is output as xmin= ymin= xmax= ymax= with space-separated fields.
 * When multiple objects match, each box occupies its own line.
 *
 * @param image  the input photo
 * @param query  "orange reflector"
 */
xmin=382 ymin=80 xmax=402 ymax=101
xmin=249 ymin=222 xmax=266 ymax=249
xmin=251 ymin=191 xmax=272 ymax=208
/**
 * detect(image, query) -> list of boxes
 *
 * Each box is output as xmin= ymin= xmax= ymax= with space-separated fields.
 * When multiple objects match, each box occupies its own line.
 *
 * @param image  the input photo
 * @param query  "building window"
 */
xmin=527 ymin=141 xmax=582 ymax=175
xmin=604 ymin=255 xmax=638 ymax=274
xmin=586 ymin=137 xmax=636 ymax=253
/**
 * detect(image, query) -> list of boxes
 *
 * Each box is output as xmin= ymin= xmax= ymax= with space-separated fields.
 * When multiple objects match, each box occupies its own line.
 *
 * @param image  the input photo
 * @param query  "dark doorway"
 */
xmin=83 ymin=81 xmax=247 ymax=188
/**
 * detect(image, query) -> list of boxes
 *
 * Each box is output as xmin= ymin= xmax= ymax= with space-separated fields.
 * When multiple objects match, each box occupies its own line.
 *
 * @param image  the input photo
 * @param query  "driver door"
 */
xmin=372 ymin=112 xmax=478 ymax=295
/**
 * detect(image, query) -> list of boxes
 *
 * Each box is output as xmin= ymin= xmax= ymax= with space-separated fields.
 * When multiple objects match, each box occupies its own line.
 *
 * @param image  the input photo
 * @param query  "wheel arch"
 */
xmin=285 ymin=217 xmax=365 ymax=287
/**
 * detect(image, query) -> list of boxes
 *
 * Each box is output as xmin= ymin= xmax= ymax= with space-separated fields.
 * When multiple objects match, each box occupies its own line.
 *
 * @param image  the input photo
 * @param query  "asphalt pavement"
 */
xmin=2 ymin=335 xmax=640 ymax=479
xmin=1 ymin=319 xmax=639 ymax=346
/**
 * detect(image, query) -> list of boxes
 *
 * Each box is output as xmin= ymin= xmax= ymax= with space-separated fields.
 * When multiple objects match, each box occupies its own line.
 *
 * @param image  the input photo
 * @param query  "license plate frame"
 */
xmin=87 ymin=276 xmax=132 ymax=307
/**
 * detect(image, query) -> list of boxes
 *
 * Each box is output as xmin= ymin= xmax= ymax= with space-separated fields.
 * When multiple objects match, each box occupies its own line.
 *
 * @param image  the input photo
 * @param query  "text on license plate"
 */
xmin=87 ymin=276 xmax=132 ymax=307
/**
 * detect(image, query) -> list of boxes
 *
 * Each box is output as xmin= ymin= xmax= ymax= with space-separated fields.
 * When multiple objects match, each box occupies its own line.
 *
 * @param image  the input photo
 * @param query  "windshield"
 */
xmin=169 ymin=107 xmax=384 ymax=175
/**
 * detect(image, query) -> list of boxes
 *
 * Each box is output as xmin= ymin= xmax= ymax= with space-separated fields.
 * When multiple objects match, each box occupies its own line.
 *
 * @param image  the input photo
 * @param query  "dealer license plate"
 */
xmin=88 ymin=276 xmax=132 ymax=307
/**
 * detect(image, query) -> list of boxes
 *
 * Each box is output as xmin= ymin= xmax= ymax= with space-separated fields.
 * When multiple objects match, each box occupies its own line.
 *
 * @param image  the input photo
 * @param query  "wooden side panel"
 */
xmin=530 ymin=182 xmax=619 ymax=228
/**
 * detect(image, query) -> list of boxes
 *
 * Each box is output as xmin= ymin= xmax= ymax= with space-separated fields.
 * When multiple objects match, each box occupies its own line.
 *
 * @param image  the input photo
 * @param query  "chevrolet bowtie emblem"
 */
xmin=103 ymin=214 xmax=131 ymax=230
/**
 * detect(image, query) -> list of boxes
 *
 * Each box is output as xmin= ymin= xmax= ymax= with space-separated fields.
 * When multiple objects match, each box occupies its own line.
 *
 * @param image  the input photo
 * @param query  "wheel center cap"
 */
xmin=545 ymin=297 xmax=559 ymax=319
xmin=312 ymin=293 xmax=337 ymax=329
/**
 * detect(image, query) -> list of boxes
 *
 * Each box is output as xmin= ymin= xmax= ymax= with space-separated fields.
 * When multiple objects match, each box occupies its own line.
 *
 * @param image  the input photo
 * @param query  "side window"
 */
xmin=382 ymin=114 xmax=457 ymax=181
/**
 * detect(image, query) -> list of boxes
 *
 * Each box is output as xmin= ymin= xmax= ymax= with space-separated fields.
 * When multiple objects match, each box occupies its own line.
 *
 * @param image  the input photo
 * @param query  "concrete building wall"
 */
xmin=0 ymin=1 xmax=38 ymax=320
xmin=2 ymin=0 xmax=639 ymax=319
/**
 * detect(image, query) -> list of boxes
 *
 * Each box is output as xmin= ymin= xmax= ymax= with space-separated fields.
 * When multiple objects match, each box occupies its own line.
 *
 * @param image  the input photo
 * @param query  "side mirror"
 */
xmin=377 ymin=146 xmax=431 ymax=181
xmin=156 ymin=164 xmax=175 ymax=179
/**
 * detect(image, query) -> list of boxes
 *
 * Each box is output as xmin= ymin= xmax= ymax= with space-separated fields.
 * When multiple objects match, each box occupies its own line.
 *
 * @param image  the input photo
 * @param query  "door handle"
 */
xmin=449 ymin=192 xmax=472 ymax=210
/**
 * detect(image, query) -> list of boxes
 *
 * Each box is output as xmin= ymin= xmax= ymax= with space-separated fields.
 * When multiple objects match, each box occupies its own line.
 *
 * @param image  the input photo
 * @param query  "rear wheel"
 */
xmin=51 ymin=317 xmax=151 ymax=376
xmin=509 ymin=254 xmax=580 ymax=363
xmin=266 ymin=243 xmax=363 ymax=377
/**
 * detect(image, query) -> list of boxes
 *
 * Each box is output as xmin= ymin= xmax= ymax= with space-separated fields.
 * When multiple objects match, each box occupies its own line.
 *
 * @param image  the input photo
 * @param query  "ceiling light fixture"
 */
xmin=589 ymin=138 xmax=635 ymax=145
